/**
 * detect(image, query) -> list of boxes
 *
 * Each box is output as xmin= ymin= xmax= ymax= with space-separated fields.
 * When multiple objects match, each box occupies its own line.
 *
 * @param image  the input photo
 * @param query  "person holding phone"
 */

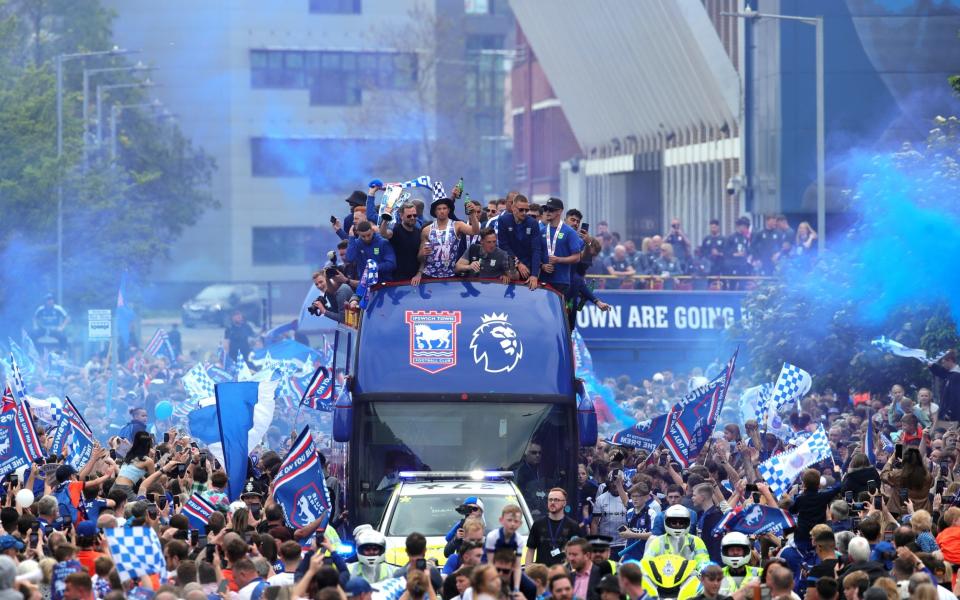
xmin=880 ymin=446 xmax=933 ymax=514
xmin=784 ymin=468 xmax=842 ymax=554
xmin=841 ymin=452 xmax=882 ymax=499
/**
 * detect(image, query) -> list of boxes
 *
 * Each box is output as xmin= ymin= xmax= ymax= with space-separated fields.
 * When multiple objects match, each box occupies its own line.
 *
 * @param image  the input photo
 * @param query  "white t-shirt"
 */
xmin=592 ymin=491 xmax=627 ymax=544
xmin=268 ymin=572 xmax=295 ymax=586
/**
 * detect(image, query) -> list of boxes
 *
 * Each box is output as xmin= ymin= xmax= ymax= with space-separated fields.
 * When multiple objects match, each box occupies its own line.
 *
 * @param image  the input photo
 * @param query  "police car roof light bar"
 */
xmin=398 ymin=470 xmax=515 ymax=481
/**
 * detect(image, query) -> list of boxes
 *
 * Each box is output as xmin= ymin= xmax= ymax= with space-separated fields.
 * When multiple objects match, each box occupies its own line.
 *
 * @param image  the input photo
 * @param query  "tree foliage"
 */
xmin=738 ymin=118 xmax=960 ymax=393
xmin=0 ymin=0 xmax=216 ymax=332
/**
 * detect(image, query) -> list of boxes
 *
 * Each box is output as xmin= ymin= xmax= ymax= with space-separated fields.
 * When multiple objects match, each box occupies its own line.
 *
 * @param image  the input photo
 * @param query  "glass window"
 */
xmin=250 ymin=51 xmax=267 ymax=69
xmin=354 ymin=402 xmax=574 ymax=525
xmin=285 ymin=52 xmax=304 ymax=69
xmin=385 ymin=492 xmax=531 ymax=537
xmin=309 ymin=0 xmax=361 ymax=14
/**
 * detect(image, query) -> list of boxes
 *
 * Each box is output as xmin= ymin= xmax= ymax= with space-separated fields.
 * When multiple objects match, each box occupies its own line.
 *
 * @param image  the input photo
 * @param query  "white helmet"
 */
xmin=664 ymin=504 xmax=690 ymax=539
xmin=721 ymin=532 xmax=752 ymax=568
xmin=355 ymin=528 xmax=387 ymax=568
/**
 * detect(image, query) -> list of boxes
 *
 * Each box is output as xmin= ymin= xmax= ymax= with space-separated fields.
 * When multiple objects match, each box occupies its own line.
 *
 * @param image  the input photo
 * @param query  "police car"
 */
xmin=377 ymin=471 xmax=533 ymax=567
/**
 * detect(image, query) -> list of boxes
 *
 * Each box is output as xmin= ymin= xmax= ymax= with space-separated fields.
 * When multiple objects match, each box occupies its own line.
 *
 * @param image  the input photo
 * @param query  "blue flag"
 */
xmin=50 ymin=397 xmax=95 ymax=469
xmin=273 ymin=427 xmax=330 ymax=530
xmin=181 ymin=492 xmax=216 ymax=533
xmin=665 ymin=349 xmax=738 ymax=468
xmin=712 ymin=503 xmax=796 ymax=536
xmin=0 ymin=399 xmax=43 ymax=476
xmin=214 ymin=381 xmax=278 ymax=501
xmin=298 ymin=366 xmax=333 ymax=412
xmin=187 ymin=397 xmax=219 ymax=446
xmin=607 ymin=410 xmax=677 ymax=453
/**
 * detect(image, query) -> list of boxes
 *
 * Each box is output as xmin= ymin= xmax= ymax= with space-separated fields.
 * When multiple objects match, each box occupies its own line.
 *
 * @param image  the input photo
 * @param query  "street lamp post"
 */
xmin=55 ymin=47 xmax=132 ymax=304
xmin=82 ymin=62 xmax=151 ymax=163
xmin=721 ymin=9 xmax=825 ymax=253
xmin=109 ymin=101 xmax=162 ymax=161
xmin=96 ymin=80 xmax=156 ymax=147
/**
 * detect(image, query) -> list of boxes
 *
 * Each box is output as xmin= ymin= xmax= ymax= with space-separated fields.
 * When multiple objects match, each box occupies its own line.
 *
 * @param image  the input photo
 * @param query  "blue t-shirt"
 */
xmin=539 ymin=223 xmax=584 ymax=287
xmin=83 ymin=498 xmax=108 ymax=524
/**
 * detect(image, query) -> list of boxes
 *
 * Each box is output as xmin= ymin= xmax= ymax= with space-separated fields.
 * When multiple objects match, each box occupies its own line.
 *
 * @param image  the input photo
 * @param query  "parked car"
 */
xmin=181 ymin=284 xmax=263 ymax=328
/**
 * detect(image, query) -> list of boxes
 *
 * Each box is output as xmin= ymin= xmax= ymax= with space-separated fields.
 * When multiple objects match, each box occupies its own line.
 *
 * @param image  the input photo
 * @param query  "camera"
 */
xmin=307 ymin=298 xmax=325 ymax=316
xmin=455 ymin=504 xmax=475 ymax=516
xmin=382 ymin=213 xmax=393 ymax=222
xmin=850 ymin=502 xmax=866 ymax=511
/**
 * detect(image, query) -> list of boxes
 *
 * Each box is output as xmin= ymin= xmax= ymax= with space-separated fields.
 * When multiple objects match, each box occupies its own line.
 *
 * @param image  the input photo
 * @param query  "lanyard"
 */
xmin=546 ymin=224 xmax=562 ymax=257
xmin=546 ymin=517 xmax=564 ymax=548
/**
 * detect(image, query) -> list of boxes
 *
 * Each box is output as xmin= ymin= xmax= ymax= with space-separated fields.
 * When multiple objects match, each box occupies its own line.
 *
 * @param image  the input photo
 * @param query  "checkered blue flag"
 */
xmin=374 ymin=576 xmax=407 ymax=600
xmin=758 ymin=424 xmax=832 ymax=498
xmin=104 ymin=526 xmax=165 ymax=581
xmin=764 ymin=363 xmax=811 ymax=428
xmin=432 ymin=180 xmax=446 ymax=201
xmin=182 ymin=363 xmax=216 ymax=400
xmin=8 ymin=353 xmax=26 ymax=402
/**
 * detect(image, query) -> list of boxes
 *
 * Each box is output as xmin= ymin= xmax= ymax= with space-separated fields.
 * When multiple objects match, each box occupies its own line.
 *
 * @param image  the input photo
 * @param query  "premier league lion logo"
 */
xmin=470 ymin=313 xmax=523 ymax=373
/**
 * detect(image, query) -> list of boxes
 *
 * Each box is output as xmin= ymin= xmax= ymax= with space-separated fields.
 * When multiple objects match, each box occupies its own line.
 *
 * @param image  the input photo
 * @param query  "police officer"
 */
xmin=586 ymin=535 xmax=618 ymax=576
xmin=717 ymin=532 xmax=760 ymax=596
xmin=642 ymin=505 xmax=709 ymax=573
xmin=32 ymin=293 xmax=70 ymax=350
xmin=349 ymin=526 xmax=392 ymax=583
xmin=700 ymin=219 xmax=726 ymax=275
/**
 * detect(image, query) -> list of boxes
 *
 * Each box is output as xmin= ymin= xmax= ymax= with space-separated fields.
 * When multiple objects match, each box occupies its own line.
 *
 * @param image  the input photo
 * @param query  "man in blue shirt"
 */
xmin=539 ymin=198 xmax=583 ymax=298
xmin=497 ymin=194 xmax=542 ymax=290
xmin=346 ymin=221 xmax=397 ymax=282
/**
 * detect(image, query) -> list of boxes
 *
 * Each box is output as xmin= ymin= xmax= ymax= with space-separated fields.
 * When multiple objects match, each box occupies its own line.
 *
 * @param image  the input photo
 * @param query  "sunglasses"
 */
xmin=496 ymin=568 xmax=513 ymax=575
xmin=516 ymin=208 xmax=529 ymax=213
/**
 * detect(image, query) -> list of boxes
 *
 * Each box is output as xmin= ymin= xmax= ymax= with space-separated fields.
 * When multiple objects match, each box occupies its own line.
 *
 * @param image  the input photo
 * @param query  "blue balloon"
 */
xmin=155 ymin=400 xmax=173 ymax=421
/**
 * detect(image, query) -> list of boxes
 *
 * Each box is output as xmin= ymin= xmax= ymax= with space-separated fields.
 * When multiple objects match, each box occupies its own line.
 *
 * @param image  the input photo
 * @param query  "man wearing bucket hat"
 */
xmin=411 ymin=196 xmax=480 ymax=285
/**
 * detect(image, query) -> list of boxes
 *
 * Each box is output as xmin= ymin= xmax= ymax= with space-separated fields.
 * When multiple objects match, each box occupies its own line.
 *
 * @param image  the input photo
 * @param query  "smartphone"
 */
xmin=874 ymin=496 xmax=883 ymax=510
xmin=844 ymin=491 xmax=854 ymax=503
xmin=745 ymin=484 xmax=758 ymax=494
xmin=752 ymin=492 xmax=761 ymax=503
xmin=109 ymin=449 xmax=117 ymax=461
xmin=867 ymin=479 xmax=878 ymax=494
xmin=9 ymin=474 xmax=18 ymax=487
xmin=895 ymin=444 xmax=903 ymax=460
xmin=163 ymin=432 xmax=171 ymax=443
xmin=415 ymin=558 xmax=427 ymax=571
xmin=156 ymin=497 xmax=167 ymax=511
xmin=658 ymin=454 xmax=667 ymax=467
xmin=61 ymin=515 xmax=72 ymax=528
xmin=899 ymin=488 xmax=908 ymax=501
xmin=315 ymin=530 xmax=324 ymax=548
xmin=218 ymin=580 xmax=230 ymax=594
xmin=173 ymin=496 xmax=181 ymax=509
xmin=580 ymin=223 xmax=589 ymax=233
xmin=147 ymin=504 xmax=159 ymax=520
xmin=617 ymin=525 xmax=628 ymax=533
xmin=147 ymin=493 xmax=156 ymax=504
xmin=191 ymin=529 xmax=199 ymax=546
xmin=330 ymin=215 xmax=338 ymax=225
xmin=937 ymin=480 xmax=947 ymax=494
xmin=851 ymin=517 xmax=861 ymax=530
xmin=205 ymin=544 xmax=216 ymax=563
xmin=177 ymin=464 xmax=187 ymax=477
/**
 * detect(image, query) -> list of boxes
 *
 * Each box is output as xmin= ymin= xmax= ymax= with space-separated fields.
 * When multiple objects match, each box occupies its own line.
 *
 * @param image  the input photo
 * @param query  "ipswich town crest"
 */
xmin=405 ymin=310 xmax=462 ymax=373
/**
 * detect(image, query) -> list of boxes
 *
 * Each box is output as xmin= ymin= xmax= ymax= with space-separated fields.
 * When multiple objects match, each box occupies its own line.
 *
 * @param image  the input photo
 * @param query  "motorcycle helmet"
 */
xmin=355 ymin=528 xmax=387 ymax=568
xmin=721 ymin=532 xmax=752 ymax=568
xmin=664 ymin=504 xmax=690 ymax=539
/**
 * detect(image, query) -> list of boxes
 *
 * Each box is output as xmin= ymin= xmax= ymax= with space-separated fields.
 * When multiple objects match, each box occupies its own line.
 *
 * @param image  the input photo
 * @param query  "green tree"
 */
xmin=738 ymin=118 xmax=960 ymax=393
xmin=0 ymin=0 xmax=216 ymax=332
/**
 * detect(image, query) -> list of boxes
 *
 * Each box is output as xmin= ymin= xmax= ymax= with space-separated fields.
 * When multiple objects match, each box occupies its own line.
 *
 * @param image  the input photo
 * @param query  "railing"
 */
xmin=584 ymin=274 xmax=774 ymax=291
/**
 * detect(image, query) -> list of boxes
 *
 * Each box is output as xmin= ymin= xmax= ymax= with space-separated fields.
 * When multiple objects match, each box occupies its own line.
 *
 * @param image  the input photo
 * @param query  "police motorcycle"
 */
xmin=638 ymin=554 xmax=702 ymax=600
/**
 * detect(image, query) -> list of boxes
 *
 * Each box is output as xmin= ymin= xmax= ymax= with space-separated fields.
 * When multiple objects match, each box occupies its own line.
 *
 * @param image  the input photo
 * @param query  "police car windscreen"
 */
xmin=386 ymin=493 xmax=531 ymax=537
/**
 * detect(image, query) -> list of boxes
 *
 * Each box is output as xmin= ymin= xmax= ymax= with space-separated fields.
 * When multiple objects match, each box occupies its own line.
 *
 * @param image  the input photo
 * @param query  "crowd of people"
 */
xmin=0 ymin=182 xmax=950 ymax=600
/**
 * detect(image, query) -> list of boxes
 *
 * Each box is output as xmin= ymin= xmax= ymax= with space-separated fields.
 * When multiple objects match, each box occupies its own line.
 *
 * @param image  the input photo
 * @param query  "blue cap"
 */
xmin=0 ymin=535 xmax=24 ymax=551
xmin=368 ymin=179 xmax=384 ymax=189
xmin=76 ymin=521 xmax=98 ymax=537
xmin=345 ymin=578 xmax=374 ymax=596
